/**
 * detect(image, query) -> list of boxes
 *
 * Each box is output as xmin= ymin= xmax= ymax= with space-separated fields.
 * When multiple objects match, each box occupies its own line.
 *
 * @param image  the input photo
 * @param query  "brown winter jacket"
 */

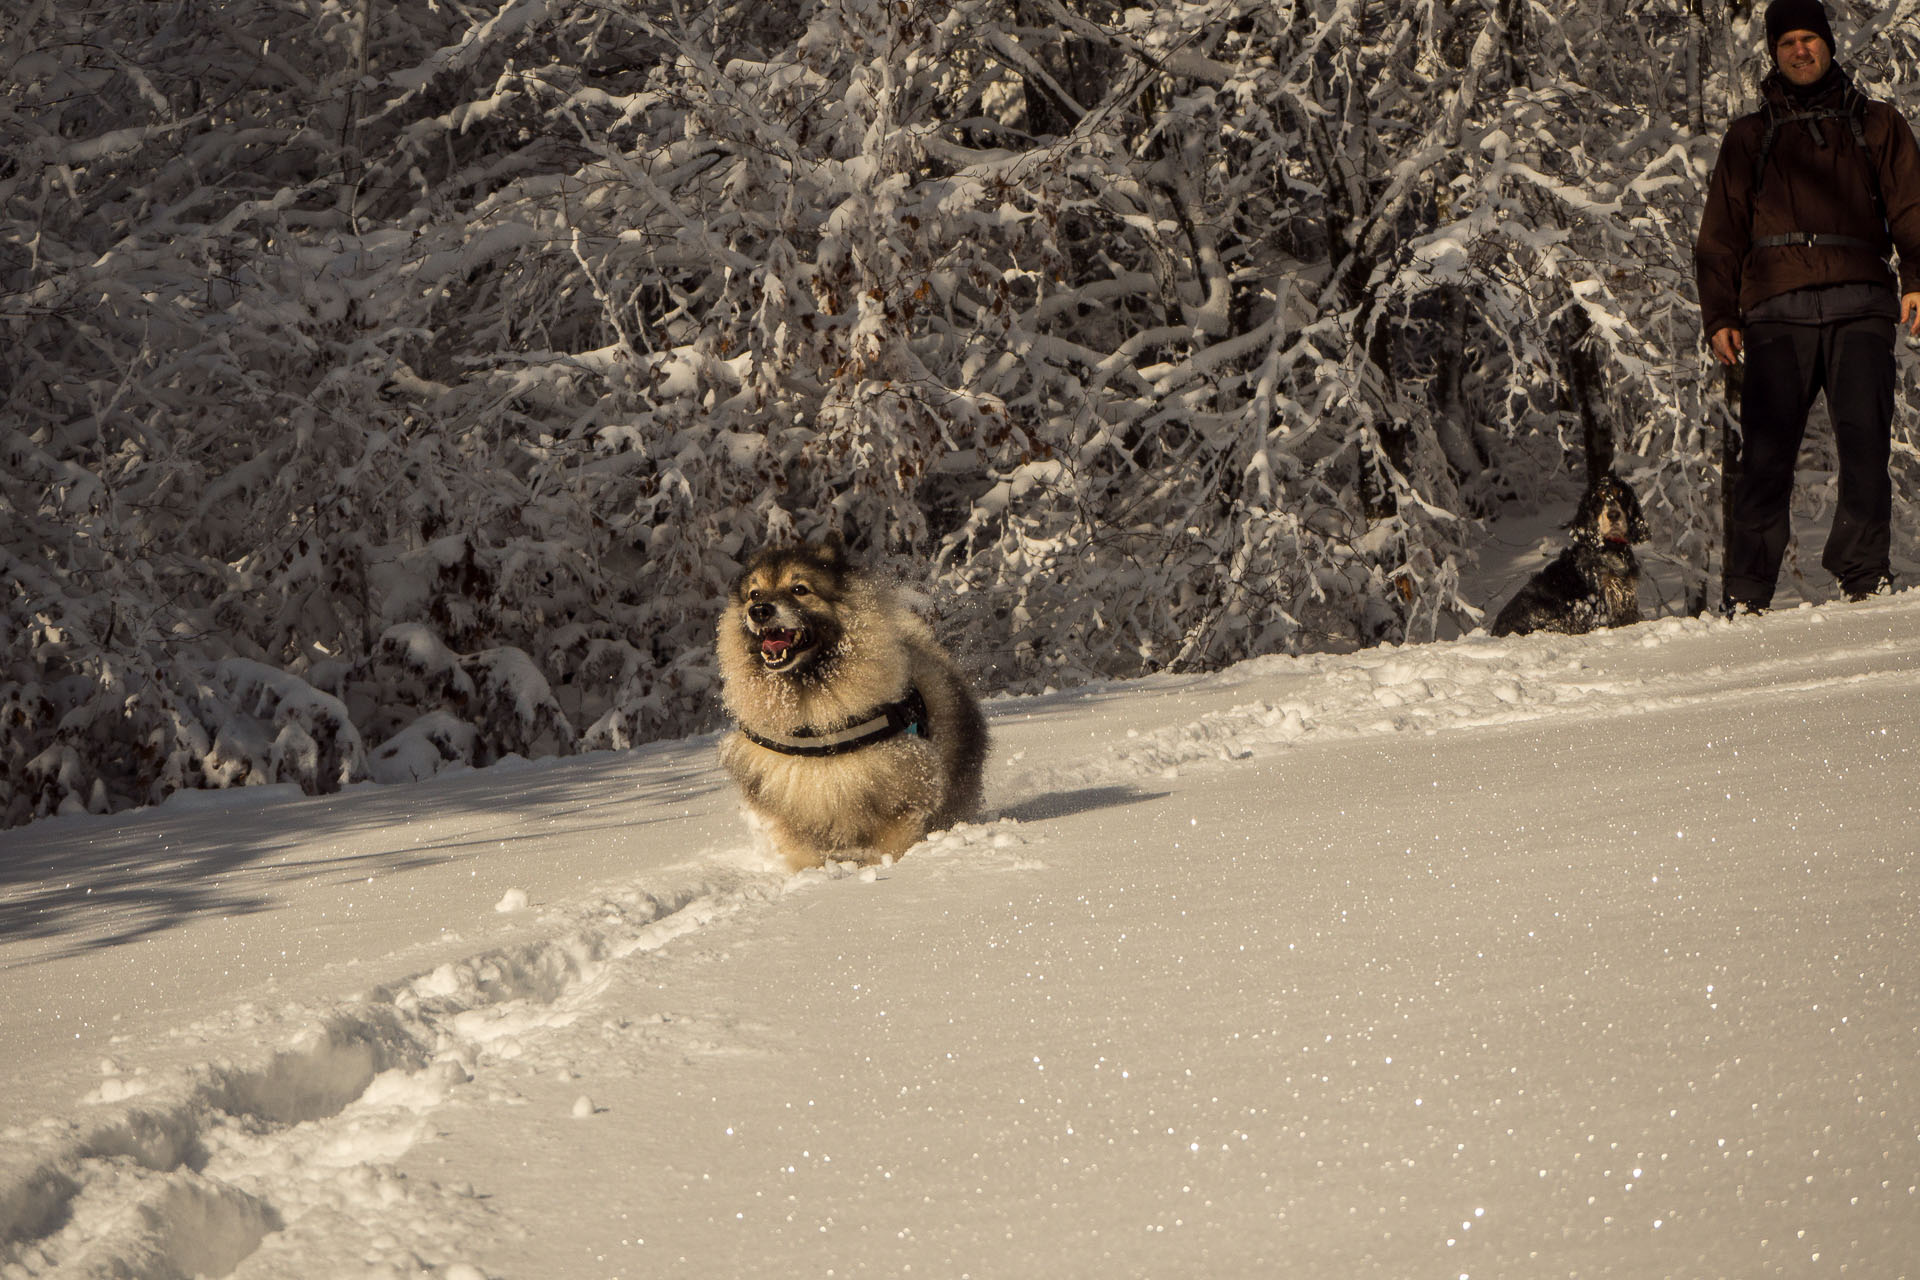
xmin=1695 ymin=65 xmax=1920 ymax=339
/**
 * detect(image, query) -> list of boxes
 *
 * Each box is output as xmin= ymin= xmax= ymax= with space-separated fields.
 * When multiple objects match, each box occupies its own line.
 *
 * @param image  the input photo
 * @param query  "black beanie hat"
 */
xmin=1765 ymin=0 xmax=1837 ymax=58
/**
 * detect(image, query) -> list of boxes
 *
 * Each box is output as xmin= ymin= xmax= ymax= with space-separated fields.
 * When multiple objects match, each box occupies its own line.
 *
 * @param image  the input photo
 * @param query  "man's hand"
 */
xmin=1710 ymin=326 xmax=1744 ymax=366
xmin=1902 ymin=292 xmax=1920 ymax=337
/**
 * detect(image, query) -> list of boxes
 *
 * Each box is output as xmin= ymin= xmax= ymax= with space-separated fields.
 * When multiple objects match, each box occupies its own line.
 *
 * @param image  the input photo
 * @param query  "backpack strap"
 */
xmin=1847 ymin=89 xmax=1889 ymax=226
xmin=1751 ymin=102 xmax=1781 ymax=196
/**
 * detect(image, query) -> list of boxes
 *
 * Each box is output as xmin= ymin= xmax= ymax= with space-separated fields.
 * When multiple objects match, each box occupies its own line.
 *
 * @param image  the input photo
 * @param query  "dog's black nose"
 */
xmin=748 ymin=602 xmax=775 ymax=624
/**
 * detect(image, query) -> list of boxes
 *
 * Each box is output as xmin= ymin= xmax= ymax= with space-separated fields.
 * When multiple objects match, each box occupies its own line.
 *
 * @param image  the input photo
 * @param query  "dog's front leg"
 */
xmin=762 ymin=815 xmax=833 ymax=872
xmin=865 ymin=809 xmax=933 ymax=863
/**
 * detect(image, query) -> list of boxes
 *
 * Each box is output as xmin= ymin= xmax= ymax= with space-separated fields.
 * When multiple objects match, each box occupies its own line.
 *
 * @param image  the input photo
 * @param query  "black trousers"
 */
xmin=1725 ymin=316 xmax=1895 ymax=609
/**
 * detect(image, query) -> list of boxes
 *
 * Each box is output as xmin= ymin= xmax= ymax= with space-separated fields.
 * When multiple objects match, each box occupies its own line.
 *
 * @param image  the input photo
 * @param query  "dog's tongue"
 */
xmin=761 ymin=629 xmax=797 ymax=659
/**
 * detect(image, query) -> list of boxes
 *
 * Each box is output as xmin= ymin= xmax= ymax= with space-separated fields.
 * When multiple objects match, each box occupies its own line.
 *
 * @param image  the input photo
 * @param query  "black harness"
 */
xmin=1750 ymin=91 xmax=1890 ymax=259
xmin=739 ymin=687 xmax=929 ymax=757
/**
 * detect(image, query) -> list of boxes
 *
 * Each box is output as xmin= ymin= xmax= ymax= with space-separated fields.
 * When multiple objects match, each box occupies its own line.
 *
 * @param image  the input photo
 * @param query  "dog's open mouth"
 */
xmin=758 ymin=626 xmax=812 ymax=669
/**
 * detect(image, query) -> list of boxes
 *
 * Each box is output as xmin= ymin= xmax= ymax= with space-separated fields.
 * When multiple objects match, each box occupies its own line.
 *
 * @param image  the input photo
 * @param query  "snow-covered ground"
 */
xmin=4 ymin=587 xmax=1918 ymax=1278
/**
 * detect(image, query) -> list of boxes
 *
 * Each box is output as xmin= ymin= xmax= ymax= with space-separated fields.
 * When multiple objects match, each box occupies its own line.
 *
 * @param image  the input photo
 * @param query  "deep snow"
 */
xmin=3 ymin=583 xmax=1918 ymax=1278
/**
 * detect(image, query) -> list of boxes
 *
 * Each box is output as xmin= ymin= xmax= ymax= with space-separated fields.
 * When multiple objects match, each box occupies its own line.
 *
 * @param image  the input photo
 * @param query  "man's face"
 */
xmin=1774 ymin=28 xmax=1832 ymax=86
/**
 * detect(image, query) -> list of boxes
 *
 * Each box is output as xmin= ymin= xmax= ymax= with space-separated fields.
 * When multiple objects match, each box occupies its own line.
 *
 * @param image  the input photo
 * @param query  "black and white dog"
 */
xmin=1490 ymin=470 xmax=1650 ymax=638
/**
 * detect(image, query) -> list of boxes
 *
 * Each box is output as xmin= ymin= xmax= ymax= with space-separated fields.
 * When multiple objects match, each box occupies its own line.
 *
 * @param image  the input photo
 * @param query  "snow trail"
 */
xmin=2 ymin=864 xmax=779 ymax=1274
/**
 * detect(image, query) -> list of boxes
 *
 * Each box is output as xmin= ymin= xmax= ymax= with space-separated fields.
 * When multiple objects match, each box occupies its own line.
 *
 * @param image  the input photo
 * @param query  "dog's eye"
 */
xmin=789 ymin=582 xmax=810 ymax=596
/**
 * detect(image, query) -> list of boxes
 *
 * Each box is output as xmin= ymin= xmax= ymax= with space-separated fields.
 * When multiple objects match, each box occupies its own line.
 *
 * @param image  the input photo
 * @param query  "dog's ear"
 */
xmin=729 ymin=547 xmax=769 ymax=598
xmin=1569 ymin=481 xmax=1602 ymax=534
xmin=1626 ymin=496 xmax=1651 ymax=543
xmin=810 ymin=528 xmax=849 ymax=573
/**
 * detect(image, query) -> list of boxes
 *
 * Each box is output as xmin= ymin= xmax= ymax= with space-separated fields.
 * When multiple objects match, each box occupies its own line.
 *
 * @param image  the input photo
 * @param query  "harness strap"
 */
xmin=739 ymin=687 xmax=929 ymax=758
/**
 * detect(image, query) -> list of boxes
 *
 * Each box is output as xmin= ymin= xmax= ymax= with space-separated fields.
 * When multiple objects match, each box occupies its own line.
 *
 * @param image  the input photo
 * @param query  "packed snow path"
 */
xmin=2 ymin=601 xmax=1917 ymax=1277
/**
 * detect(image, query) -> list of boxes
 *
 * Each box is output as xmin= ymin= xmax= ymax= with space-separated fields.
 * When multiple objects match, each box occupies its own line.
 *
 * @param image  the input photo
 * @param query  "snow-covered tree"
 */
xmin=7 ymin=0 xmax=1920 ymax=824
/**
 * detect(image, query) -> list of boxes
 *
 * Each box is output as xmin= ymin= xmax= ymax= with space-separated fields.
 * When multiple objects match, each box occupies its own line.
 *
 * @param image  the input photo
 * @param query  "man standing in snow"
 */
xmin=1695 ymin=0 xmax=1920 ymax=614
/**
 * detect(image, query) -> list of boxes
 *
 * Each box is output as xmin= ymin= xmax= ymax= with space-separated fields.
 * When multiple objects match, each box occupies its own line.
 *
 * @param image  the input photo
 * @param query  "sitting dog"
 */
xmin=715 ymin=535 xmax=989 ymax=871
xmin=1491 ymin=470 xmax=1650 ymax=638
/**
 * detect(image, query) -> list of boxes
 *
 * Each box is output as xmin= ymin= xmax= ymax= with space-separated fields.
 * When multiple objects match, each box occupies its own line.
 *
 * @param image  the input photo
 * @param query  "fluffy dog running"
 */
xmin=715 ymin=536 xmax=989 ymax=871
xmin=1491 ymin=470 xmax=1651 ymax=638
